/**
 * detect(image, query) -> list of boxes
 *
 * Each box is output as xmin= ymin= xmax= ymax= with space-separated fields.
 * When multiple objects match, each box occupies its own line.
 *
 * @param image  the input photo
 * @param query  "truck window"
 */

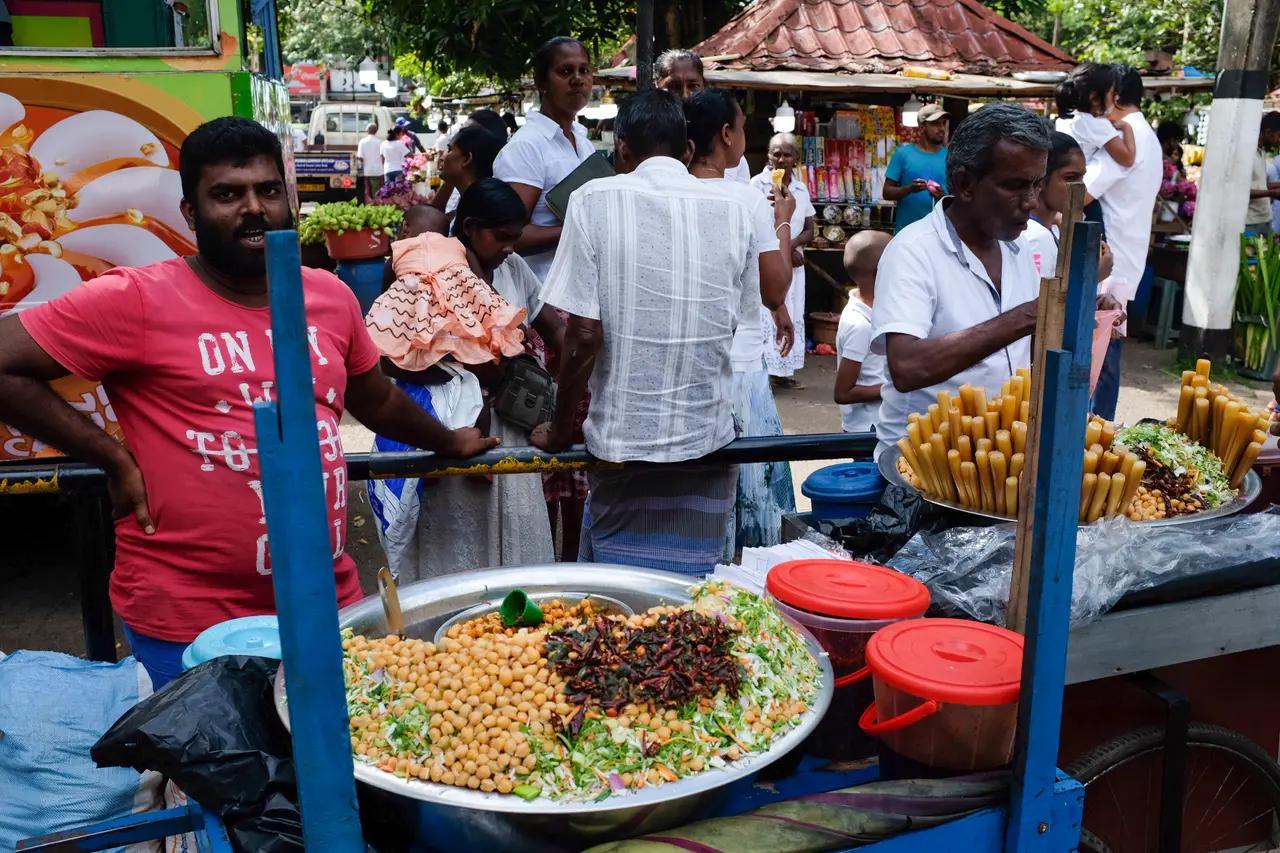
xmin=2 ymin=0 xmax=215 ymax=51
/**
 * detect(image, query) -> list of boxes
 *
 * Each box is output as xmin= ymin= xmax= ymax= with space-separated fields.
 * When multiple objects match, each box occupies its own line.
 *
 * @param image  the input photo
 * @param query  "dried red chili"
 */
xmin=546 ymin=611 xmax=742 ymax=722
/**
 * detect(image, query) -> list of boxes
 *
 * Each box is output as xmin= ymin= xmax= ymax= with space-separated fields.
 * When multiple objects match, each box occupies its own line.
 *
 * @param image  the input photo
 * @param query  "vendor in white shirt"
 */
xmin=871 ymin=104 xmax=1047 ymax=458
xmin=493 ymin=36 xmax=595 ymax=280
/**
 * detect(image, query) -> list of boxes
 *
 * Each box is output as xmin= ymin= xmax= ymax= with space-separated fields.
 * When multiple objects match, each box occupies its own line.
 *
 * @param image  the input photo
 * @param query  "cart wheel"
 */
xmin=1067 ymin=723 xmax=1280 ymax=853
xmin=1076 ymin=828 xmax=1111 ymax=853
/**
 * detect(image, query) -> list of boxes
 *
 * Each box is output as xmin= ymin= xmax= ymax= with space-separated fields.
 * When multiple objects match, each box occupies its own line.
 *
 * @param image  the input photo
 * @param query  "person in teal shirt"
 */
xmin=884 ymin=103 xmax=950 ymax=232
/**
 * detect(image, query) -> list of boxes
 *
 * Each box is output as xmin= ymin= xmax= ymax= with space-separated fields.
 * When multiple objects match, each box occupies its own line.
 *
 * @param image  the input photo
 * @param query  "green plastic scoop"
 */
xmin=499 ymin=589 xmax=544 ymax=627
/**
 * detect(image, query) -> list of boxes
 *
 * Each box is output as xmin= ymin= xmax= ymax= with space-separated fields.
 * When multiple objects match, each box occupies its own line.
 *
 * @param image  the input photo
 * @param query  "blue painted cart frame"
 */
xmin=20 ymin=220 xmax=1100 ymax=851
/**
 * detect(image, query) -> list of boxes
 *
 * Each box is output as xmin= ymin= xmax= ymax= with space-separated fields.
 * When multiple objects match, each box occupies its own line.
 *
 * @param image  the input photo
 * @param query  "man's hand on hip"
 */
xmin=107 ymin=451 xmax=155 ymax=535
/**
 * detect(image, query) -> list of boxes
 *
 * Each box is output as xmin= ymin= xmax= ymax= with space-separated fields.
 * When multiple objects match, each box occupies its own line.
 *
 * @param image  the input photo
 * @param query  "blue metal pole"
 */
xmin=253 ymin=231 xmax=363 ymax=850
xmin=1005 ymin=220 xmax=1101 ymax=851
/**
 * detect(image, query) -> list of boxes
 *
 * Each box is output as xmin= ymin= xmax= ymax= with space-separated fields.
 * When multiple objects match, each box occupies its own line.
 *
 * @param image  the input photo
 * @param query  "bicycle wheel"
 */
xmin=1068 ymin=723 xmax=1280 ymax=853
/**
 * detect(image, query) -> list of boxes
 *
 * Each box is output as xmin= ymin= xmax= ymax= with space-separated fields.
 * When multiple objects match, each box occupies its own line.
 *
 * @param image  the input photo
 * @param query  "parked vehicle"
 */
xmin=307 ymin=103 xmax=397 ymax=149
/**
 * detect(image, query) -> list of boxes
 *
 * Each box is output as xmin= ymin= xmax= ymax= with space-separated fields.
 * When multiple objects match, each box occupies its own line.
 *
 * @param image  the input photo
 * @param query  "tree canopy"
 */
xmin=279 ymin=0 xmax=388 ymax=67
xmin=361 ymin=0 xmax=635 ymax=83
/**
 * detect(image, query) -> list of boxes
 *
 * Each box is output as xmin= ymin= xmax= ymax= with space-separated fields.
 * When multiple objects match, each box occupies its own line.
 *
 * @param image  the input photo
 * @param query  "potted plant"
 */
xmin=298 ymin=200 xmax=403 ymax=262
xmin=1234 ymin=233 xmax=1280 ymax=380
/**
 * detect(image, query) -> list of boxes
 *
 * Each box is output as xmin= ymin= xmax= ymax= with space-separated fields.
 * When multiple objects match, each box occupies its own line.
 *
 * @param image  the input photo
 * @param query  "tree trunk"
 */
xmin=637 ymin=0 xmax=656 ymax=91
xmin=1052 ymin=13 xmax=1061 ymax=47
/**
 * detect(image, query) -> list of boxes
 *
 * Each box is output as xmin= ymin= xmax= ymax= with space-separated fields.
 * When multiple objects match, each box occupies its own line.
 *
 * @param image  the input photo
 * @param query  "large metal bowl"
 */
xmin=275 ymin=563 xmax=834 ymax=852
xmin=878 ymin=443 xmax=1262 ymax=527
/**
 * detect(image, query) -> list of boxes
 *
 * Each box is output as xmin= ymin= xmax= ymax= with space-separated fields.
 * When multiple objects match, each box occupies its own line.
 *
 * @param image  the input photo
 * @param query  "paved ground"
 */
xmin=1 ymin=339 xmax=1272 ymax=658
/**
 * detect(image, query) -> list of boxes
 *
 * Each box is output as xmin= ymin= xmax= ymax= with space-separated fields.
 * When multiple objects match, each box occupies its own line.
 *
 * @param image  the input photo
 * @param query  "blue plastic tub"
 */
xmin=335 ymin=258 xmax=386 ymax=316
xmin=181 ymin=615 xmax=282 ymax=671
xmin=802 ymin=462 xmax=887 ymax=522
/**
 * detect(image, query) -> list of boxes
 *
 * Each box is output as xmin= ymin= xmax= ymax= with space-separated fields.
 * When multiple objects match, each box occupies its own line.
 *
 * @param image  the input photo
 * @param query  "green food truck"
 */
xmin=0 ymin=0 xmax=292 ymax=462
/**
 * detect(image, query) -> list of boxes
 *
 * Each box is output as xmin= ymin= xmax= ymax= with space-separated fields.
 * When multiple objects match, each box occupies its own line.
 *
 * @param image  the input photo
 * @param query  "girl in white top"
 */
xmin=1024 ymin=131 xmax=1113 ymax=281
xmin=1055 ymin=64 xmax=1135 ymax=169
xmin=379 ymin=127 xmax=410 ymax=179
xmin=750 ymin=134 xmax=816 ymax=388
xmin=493 ymin=37 xmax=594 ymax=280
xmin=685 ymin=88 xmax=798 ymax=551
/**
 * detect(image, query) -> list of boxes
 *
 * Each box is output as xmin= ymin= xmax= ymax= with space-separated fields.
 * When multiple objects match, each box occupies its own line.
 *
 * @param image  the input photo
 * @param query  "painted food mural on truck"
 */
xmin=0 ymin=91 xmax=196 ymax=461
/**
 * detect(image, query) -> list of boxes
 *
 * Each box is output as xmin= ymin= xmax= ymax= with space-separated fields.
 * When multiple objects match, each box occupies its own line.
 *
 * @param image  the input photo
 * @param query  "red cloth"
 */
xmin=21 ymin=258 xmax=378 ymax=641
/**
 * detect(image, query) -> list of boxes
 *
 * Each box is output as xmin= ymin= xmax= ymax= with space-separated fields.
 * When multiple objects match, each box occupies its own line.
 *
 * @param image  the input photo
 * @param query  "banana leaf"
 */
xmin=582 ymin=773 xmax=1009 ymax=853
xmin=1235 ymin=235 xmax=1280 ymax=372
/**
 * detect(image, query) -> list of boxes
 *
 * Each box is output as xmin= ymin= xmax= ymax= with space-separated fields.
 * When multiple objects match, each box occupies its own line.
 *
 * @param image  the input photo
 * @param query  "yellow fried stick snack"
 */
xmin=771 ymin=168 xmax=785 ymax=191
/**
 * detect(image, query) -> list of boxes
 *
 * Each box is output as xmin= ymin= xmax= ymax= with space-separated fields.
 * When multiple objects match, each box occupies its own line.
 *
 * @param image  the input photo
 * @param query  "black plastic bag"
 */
xmin=91 ymin=656 xmax=304 ymax=852
xmin=815 ymin=485 xmax=953 ymax=563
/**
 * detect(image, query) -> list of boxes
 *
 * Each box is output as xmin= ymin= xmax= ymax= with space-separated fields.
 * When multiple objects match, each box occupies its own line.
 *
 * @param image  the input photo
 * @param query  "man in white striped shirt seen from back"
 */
xmin=531 ymin=89 xmax=760 ymax=575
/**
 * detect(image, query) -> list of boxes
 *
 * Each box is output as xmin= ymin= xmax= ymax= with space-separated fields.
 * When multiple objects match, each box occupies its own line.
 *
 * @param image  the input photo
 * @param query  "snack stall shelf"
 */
xmin=237 ymin=228 xmax=1098 ymax=850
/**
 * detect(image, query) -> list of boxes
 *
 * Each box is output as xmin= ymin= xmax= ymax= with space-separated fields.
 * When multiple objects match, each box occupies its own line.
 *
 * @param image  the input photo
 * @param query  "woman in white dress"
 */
xmin=492 ymin=36 xmax=594 ymax=282
xmin=685 ymin=89 xmax=797 ymax=552
xmin=751 ymin=133 xmax=815 ymax=389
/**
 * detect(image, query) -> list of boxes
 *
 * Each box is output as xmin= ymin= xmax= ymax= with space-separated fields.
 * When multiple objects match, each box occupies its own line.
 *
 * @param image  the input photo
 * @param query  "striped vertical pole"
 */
xmin=1180 ymin=0 xmax=1280 ymax=360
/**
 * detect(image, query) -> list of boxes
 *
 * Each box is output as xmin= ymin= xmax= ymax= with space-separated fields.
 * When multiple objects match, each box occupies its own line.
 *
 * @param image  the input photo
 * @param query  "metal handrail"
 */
xmin=0 ymin=432 xmax=877 ymax=494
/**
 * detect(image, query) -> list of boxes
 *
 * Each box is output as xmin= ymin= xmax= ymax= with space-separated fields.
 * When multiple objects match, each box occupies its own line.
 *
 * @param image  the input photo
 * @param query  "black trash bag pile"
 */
xmin=91 ymin=656 xmax=307 ymax=853
xmin=814 ymin=485 xmax=955 ymax=563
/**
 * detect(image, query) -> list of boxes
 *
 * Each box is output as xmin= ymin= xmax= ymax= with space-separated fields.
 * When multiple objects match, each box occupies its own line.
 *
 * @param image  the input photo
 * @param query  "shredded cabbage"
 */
xmin=1116 ymin=422 xmax=1236 ymax=508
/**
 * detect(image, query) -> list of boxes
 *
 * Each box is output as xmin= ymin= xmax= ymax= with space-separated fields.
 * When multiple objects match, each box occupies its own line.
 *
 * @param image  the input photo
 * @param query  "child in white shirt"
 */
xmin=834 ymin=231 xmax=891 ymax=433
xmin=1056 ymin=64 xmax=1135 ymax=169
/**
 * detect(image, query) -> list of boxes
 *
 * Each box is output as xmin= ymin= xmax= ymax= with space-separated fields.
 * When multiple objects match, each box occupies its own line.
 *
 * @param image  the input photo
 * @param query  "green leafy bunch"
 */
xmin=298 ymin=200 xmax=404 ymax=245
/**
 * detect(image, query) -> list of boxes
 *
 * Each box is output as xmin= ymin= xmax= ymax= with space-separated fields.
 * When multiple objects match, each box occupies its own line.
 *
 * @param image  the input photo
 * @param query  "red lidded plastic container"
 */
xmin=766 ymin=559 xmax=930 ymax=758
xmin=860 ymin=618 xmax=1023 ymax=772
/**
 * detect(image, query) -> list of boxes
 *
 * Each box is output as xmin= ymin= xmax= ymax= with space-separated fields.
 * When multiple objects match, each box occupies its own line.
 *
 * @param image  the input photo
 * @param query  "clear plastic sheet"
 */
xmin=888 ymin=508 xmax=1280 ymax=628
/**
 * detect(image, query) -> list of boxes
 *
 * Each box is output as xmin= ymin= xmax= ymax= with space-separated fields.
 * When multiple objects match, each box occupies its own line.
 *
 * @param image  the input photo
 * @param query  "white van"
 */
xmin=307 ymin=103 xmax=397 ymax=149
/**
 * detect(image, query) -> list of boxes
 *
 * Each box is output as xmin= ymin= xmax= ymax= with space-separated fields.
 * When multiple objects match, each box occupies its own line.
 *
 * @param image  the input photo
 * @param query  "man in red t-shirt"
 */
xmin=0 ymin=117 xmax=497 ymax=687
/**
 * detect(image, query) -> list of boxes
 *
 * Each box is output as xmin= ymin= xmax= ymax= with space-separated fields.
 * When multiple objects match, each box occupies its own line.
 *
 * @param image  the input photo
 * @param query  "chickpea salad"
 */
xmin=340 ymin=582 xmax=822 ymax=802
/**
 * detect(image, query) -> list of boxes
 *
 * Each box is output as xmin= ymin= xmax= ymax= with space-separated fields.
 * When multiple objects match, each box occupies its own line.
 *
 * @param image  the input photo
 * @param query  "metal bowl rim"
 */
xmin=274 ymin=564 xmax=835 ymax=816
xmin=877 ymin=443 xmax=1262 ymax=527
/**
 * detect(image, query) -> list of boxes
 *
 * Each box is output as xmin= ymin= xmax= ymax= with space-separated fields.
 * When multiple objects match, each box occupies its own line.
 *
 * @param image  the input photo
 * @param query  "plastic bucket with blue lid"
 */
xmin=181 ymin=615 xmax=282 ymax=671
xmin=802 ymin=461 xmax=887 ymax=521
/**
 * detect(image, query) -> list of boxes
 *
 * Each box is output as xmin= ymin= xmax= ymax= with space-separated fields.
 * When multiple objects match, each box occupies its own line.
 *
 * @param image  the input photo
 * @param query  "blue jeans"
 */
xmin=1092 ymin=338 xmax=1124 ymax=420
xmin=122 ymin=623 xmax=188 ymax=690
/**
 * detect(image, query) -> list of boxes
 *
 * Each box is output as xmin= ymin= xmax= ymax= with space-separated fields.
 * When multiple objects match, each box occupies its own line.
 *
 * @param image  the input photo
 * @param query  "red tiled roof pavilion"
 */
xmin=692 ymin=0 xmax=1075 ymax=77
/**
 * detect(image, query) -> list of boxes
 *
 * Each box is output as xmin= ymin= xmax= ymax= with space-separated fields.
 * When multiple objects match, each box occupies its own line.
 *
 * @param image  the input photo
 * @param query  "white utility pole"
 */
xmin=1180 ymin=0 xmax=1280 ymax=359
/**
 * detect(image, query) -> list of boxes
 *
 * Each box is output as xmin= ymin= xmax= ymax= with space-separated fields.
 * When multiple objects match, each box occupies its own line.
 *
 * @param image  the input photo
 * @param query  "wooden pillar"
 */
xmin=1180 ymin=0 xmax=1280 ymax=360
xmin=942 ymin=96 xmax=968 ymax=130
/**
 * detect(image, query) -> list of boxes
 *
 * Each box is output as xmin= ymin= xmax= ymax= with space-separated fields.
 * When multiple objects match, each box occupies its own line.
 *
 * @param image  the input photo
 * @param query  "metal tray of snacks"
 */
xmin=877 ymin=443 xmax=1261 ymax=528
xmin=275 ymin=564 xmax=834 ymax=852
